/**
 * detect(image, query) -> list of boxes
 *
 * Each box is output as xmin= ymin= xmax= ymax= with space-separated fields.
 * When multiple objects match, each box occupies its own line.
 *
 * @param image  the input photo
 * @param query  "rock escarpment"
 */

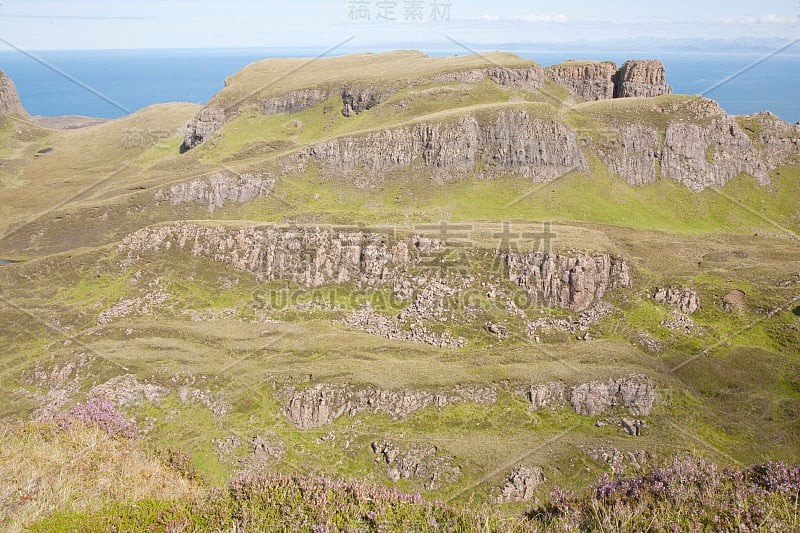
xmin=613 ymin=60 xmax=672 ymax=98
xmin=154 ymin=173 xmax=275 ymax=212
xmin=545 ymin=61 xmax=617 ymax=101
xmin=506 ymin=252 xmax=631 ymax=312
xmin=280 ymin=384 xmax=497 ymax=430
xmin=292 ymin=110 xmax=586 ymax=182
xmin=432 ymin=66 xmax=544 ymax=91
xmin=118 ymin=224 xmax=413 ymax=287
xmin=0 ymin=70 xmax=31 ymax=120
xmin=524 ymin=374 xmax=655 ymax=417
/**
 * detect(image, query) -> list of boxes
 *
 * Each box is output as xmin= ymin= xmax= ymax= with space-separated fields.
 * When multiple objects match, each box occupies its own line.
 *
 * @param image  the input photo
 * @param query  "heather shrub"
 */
xmin=56 ymin=397 xmax=137 ymax=439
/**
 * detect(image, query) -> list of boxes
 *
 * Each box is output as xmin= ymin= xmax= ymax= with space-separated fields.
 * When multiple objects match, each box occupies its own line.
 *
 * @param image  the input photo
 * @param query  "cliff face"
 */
xmin=0 ymin=70 xmax=31 ymax=120
xmin=291 ymin=110 xmax=586 ymax=182
xmin=432 ymin=66 xmax=544 ymax=91
xmin=545 ymin=62 xmax=618 ymax=101
xmin=506 ymin=252 xmax=632 ymax=312
xmin=613 ymin=60 xmax=672 ymax=98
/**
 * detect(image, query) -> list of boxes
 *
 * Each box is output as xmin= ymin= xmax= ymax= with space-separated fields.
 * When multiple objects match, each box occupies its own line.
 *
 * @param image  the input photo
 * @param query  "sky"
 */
xmin=0 ymin=0 xmax=798 ymax=51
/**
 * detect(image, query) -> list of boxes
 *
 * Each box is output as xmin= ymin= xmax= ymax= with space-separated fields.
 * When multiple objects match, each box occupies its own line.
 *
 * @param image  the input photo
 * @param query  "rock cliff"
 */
xmin=506 ymin=252 xmax=632 ymax=312
xmin=292 ymin=109 xmax=586 ymax=181
xmin=0 ymin=69 xmax=31 ymax=120
xmin=545 ymin=61 xmax=618 ymax=101
xmin=613 ymin=60 xmax=672 ymax=98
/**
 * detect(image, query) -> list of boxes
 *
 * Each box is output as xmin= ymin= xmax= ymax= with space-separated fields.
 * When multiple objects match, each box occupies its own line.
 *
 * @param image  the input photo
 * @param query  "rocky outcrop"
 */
xmin=545 ymin=61 xmax=617 ymax=101
xmin=372 ymin=440 xmax=461 ymax=490
xmin=118 ymin=224 xmax=413 ymax=288
xmin=496 ymin=466 xmax=546 ymax=503
xmin=506 ymin=252 xmax=631 ymax=312
xmin=280 ymin=384 xmax=497 ymax=430
xmin=431 ymin=66 xmax=544 ymax=91
xmin=341 ymin=86 xmax=393 ymax=117
xmin=181 ymin=107 xmax=226 ymax=152
xmin=653 ymin=287 xmax=700 ymax=314
xmin=259 ymin=88 xmax=331 ymax=115
xmin=737 ymin=112 xmax=800 ymax=165
xmin=294 ymin=110 xmax=586 ymax=182
xmin=154 ymin=173 xmax=275 ymax=213
xmin=613 ymin=60 xmax=672 ymax=98
xmin=0 ymin=70 xmax=31 ymax=119
xmin=571 ymin=376 xmax=655 ymax=417
xmin=522 ymin=374 xmax=655 ymax=417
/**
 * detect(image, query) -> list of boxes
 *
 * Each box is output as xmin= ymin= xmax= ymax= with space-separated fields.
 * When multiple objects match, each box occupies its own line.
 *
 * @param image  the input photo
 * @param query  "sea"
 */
xmin=0 ymin=47 xmax=798 ymax=123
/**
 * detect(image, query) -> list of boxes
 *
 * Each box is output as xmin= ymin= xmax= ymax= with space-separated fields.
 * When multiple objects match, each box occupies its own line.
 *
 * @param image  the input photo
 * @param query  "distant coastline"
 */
xmin=1 ymin=46 xmax=797 ymax=122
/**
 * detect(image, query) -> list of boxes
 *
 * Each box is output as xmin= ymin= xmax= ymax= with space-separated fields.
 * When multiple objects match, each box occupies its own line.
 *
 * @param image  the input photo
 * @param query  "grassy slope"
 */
xmin=0 ymin=51 xmax=798 ymax=527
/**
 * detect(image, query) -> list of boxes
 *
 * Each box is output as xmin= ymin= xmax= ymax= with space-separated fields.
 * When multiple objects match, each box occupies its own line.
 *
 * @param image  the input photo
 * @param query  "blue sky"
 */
xmin=0 ymin=0 xmax=798 ymax=50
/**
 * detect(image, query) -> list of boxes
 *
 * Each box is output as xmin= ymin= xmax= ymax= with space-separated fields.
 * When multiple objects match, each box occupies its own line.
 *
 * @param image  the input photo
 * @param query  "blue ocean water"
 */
xmin=0 ymin=47 xmax=797 ymax=123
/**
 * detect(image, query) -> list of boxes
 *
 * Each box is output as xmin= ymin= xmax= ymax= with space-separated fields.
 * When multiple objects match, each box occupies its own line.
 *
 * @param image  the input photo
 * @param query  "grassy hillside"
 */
xmin=0 ymin=50 xmax=798 ymax=530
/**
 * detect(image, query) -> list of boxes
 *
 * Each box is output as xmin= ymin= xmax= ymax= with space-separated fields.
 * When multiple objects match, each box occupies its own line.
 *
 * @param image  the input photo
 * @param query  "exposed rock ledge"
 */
xmin=281 ymin=374 xmax=655 ymax=430
xmin=118 ymin=224 xmax=414 ymax=287
xmin=154 ymin=173 xmax=275 ymax=213
xmin=523 ymin=374 xmax=655 ymax=417
xmin=280 ymin=384 xmax=498 ymax=430
xmin=506 ymin=252 xmax=632 ymax=312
